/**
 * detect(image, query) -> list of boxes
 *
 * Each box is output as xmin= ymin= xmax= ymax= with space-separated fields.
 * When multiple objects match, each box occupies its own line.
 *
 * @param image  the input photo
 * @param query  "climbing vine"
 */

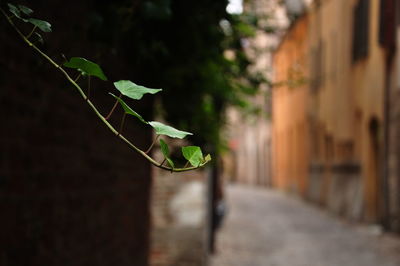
xmin=1 ymin=3 xmax=211 ymax=172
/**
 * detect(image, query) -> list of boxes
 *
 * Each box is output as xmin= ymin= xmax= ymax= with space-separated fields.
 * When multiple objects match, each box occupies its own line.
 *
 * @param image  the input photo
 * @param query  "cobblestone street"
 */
xmin=210 ymin=185 xmax=400 ymax=266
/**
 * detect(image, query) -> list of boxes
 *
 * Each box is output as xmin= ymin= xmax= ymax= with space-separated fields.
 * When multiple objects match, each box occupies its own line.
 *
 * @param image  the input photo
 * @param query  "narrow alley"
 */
xmin=211 ymin=185 xmax=400 ymax=266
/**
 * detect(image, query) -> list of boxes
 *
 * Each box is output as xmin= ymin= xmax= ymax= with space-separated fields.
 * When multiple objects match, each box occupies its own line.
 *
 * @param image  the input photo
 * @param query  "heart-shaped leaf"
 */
xmin=64 ymin=57 xmax=107 ymax=81
xmin=159 ymin=139 xmax=174 ymax=168
xmin=34 ymin=32 xmax=44 ymax=44
xmin=160 ymin=139 xmax=169 ymax=156
xmin=148 ymin=121 xmax=192 ymax=139
xmin=182 ymin=146 xmax=203 ymax=167
xmin=18 ymin=5 xmax=33 ymax=15
xmin=7 ymin=3 xmax=32 ymax=22
xmin=7 ymin=3 xmax=50 ymax=32
xmin=109 ymin=93 xmax=148 ymax=124
xmin=28 ymin=18 xmax=52 ymax=32
xmin=113 ymin=80 xmax=162 ymax=100
xmin=8 ymin=3 xmax=22 ymax=18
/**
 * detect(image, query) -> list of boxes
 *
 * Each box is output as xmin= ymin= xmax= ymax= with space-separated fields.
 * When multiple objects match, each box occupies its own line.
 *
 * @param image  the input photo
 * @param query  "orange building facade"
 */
xmin=272 ymin=14 xmax=310 ymax=197
xmin=272 ymin=0 xmax=399 ymax=226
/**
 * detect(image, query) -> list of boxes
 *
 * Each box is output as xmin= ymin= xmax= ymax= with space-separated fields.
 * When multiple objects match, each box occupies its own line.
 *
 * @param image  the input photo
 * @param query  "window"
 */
xmin=379 ymin=0 xmax=396 ymax=49
xmin=352 ymin=0 xmax=370 ymax=62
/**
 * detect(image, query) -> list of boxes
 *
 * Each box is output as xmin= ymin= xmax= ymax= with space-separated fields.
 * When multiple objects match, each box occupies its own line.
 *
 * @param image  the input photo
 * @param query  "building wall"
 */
xmin=273 ymin=0 xmax=391 ymax=224
xmin=387 ymin=0 xmax=400 ymax=232
xmin=272 ymin=14 xmax=309 ymax=197
xmin=350 ymin=0 xmax=386 ymax=222
xmin=224 ymin=0 xmax=288 ymax=187
xmin=225 ymin=107 xmax=272 ymax=186
xmin=309 ymin=1 xmax=384 ymax=221
xmin=312 ymin=0 xmax=386 ymax=221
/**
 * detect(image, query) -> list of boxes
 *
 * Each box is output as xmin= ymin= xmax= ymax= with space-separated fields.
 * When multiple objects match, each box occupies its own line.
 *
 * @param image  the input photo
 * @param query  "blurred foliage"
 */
xmin=6 ymin=0 xmax=264 ymax=153
xmin=89 ymin=0 xmax=264 ymax=153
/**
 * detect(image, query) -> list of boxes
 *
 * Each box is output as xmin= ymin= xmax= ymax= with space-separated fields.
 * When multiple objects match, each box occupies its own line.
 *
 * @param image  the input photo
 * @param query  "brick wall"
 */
xmin=0 ymin=2 xmax=152 ymax=265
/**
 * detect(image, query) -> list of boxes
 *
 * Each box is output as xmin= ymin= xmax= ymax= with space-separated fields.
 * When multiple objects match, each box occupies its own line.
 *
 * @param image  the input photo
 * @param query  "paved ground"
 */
xmin=210 ymin=185 xmax=400 ymax=266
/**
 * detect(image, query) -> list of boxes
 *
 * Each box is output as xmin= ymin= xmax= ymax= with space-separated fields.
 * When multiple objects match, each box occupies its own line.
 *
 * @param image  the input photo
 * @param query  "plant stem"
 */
xmin=1 ymin=7 xmax=204 ymax=173
xmin=184 ymin=161 xmax=190 ymax=168
xmin=145 ymin=135 xmax=160 ymax=154
xmin=159 ymin=158 xmax=166 ymax=166
xmin=26 ymin=25 xmax=37 ymax=39
xmin=74 ymin=73 xmax=81 ymax=82
xmin=118 ymin=113 xmax=126 ymax=136
xmin=87 ymin=75 xmax=91 ymax=100
xmin=105 ymin=93 xmax=122 ymax=120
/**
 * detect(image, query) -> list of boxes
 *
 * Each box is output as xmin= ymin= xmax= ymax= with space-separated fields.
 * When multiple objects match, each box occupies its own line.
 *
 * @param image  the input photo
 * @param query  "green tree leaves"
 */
xmin=7 ymin=3 xmax=22 ymax=18
xmin=64 ymin=57 xmax=107 ymax=81
xmin=109 ymin=93 xmax=147 ymax=124
xmin=8 ymin=3 xmax=52 ymax=32
xmin=34 ymin=32 xmax=44 ymax=44
xmin=182 ymin=146 xmax=203 ymax=167
xmin=4 ymin=2 xmax=212 ymax=170
xmin=17 ymin=4 xmax=32 ymax=16
xmin=113 ymin=80 xmax=162 ymax=100
xmin=159 ymin=141 xmax=211 ymax=169
xmin=27 ymin=18 xmax=51 ymax=32
xmin=160 ymin=139 xmax=174 ymax=168
xmin=149 ymin=121 xmax=192 ymax=139
xmin=182 ymin=146 xmax=211 ymax=167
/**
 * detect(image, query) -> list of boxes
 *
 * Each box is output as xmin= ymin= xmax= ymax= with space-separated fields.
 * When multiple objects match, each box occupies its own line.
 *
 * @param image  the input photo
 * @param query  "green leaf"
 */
xmin=159 ymin=139 xmax=174 ymax=168
xmin=109 ymin=93 xmax=148 ymax=124
xmin=28 ymin=18 xmax=52 ymax=33
xmin=159 ymin=139 xmax=169 ymax=156
xmin=64 ymin=57 xmax=107 ymax=81
xmin=18 ymin=5 xmax=33 ymax=15
xmin=165 ymin=157 xmax=174 ymax=168
xmin=148 ymin=121 xmax=192 ymax=139
xmin=8 ymin=3 xmax=23 ymax=19
xmin=113 ymin=80 xmax=162 ymax=100
xmin=34 ymin=32 xmax=44 ymax=44
xmin=182 ymin=146 xmax=204 ymax=167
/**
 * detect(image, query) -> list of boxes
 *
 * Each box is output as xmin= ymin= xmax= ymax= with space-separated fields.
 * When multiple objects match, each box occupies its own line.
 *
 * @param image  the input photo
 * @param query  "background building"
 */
xmin=224 ymin=0 xmax=289 ymax=186
xmin=272 ymin=0 xmax=400 ymax=229
xmin=383 ymin=0 xmax=400 ymax=232
xmin=272 ymin=13 xmax=309 ymax=197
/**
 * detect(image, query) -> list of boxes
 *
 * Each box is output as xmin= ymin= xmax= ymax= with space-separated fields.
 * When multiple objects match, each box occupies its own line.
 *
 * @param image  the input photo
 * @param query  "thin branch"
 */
xmin=26 ymin=25 xmax=37 ymax=39
xmin=74 ymin=73 xmax=81 ymax=82
xmin=105 ymin=93 xmax=122 ymax=120
xmin=86 ymin=75 xmax=91 ymax=100
xmin=159 ymin=158 xmax=166 ymax=167
xmin=118 ymin=113 xmax=126 ymax=136
xmin=145 ymin=135 xmax=160 ymax=154
xmin=184 ymin=161 xmax=190 ymax=168
xmin=1 ymin=7 xmax=204 ymax=172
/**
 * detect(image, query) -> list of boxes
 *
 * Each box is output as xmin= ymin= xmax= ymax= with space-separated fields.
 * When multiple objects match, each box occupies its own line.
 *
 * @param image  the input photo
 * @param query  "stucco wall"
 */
xmin=272 ymin=14 xmax=309 ymax=196
xmin=272 ymin=0 xmax=389 ymax=223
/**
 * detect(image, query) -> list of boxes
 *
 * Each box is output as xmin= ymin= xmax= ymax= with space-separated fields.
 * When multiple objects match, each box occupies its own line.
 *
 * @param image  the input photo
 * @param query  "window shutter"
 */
xmin=352 ymin=0 xmax=370 ymax=62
